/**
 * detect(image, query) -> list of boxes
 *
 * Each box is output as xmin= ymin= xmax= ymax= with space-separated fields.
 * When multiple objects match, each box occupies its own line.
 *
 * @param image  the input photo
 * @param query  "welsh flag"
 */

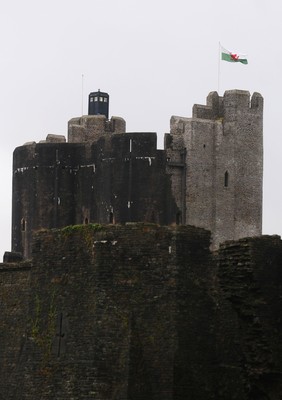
xmin=221 ymin=46 xmax=248 ymax=65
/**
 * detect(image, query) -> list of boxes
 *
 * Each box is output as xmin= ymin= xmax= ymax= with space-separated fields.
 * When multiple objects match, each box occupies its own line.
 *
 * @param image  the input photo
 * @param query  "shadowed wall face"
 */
xmin=1 ymin=225 xmax=282 ymax=399
xmin=12 ymin=133 xmax=179 ymax=258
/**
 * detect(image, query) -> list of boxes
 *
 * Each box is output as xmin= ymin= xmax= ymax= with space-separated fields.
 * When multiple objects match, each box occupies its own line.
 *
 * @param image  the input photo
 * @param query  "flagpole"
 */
xmin=81 ymin=73 xmax=84 ymax=115
xmin=218 ymin=42 xmax=221 ymax=94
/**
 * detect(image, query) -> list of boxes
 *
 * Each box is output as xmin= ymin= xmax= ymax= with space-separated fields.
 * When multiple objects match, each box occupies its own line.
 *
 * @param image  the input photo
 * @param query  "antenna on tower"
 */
xmin=81 ymin=74 xmax=84 ymax=115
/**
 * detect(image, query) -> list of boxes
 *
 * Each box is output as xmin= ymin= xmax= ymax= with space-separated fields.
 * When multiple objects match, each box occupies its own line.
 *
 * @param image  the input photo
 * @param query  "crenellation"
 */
xmin=68 ymin=115 xmax=126 ymax=143
xmin=251 ymin=91 xmax=264 ymax=110
xmin=192 ymin=103 xmax=214 ymax=120
xmin=23 ymin=141 xmax=36 ymax=146
xmin=192 ymin=92 xmax=224 ymax=120
xmin=223 ymin=89 xmax=251 ymax=107
xmin=45 ymin=134 xmax=66 ymax=143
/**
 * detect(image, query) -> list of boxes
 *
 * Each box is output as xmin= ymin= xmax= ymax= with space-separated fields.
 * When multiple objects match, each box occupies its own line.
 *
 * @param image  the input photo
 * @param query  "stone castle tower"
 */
xmin=167 ymin=90 xmax=263 ymax=248
xmin=11 ymin=89 xmax=263 ymax=259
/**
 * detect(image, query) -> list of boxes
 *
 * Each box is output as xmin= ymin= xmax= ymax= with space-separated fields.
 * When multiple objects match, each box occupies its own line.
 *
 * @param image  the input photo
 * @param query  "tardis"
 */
xmin=88 ymin=90 xmax=109 ymax=118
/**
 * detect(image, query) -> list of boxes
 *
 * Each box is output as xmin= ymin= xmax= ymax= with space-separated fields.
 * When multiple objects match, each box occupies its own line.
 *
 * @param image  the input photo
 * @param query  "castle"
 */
xmin=11 ymin=89 xmax=263 ymax=259
xmin=1 ymin=90 xmax=280 ymax=400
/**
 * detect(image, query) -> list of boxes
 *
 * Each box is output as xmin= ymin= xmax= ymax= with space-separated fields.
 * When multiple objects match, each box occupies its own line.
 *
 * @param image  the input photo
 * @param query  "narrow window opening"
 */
xmin=224 ymin=171 xmax=229 ymax=187
xmin=109 ymin=212 xmax=114 ymax=224
xmin=21 ymin=218 xmax=26 ymax=232
xmin=151 ymin=211 xmax=156 ymax=223
xmin=84 ymin=218 xmax=89 ymax=225
xmin=55 ymin=312 xmax=66 ymax=358
xmin=176 ymin=211 xmax=182 ymax=225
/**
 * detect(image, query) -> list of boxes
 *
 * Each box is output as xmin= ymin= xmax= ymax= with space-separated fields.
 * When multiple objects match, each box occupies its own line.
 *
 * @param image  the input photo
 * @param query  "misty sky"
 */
xmin=0 ymin=0 xmax=280 ymax=258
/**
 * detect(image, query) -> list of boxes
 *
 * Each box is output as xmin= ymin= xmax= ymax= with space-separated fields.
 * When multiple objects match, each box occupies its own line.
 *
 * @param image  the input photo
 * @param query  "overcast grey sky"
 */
xmin=0 ymin=0 xmax=280 ymax=258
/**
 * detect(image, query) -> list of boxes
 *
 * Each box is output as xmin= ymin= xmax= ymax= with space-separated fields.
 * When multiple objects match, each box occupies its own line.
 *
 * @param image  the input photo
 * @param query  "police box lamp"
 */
xmin=88 ymin=90 xmax=109 ymax=119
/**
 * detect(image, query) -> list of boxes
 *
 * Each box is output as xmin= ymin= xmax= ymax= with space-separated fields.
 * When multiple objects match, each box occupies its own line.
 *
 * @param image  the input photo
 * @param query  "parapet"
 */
xmin=192 ymin=91 xmax=223 ymax=120
xmin=45 ymin=134 xmax=66 ymax=143
xmin=3 ymin=251 xmax=23 ymax=263
xmin=68 ymin=115 xmax=126 ymax=143
xmin=192 ymin=90 xmax=263 ymax=121
xmin=39 ymin=134 xmax=66 ymax=143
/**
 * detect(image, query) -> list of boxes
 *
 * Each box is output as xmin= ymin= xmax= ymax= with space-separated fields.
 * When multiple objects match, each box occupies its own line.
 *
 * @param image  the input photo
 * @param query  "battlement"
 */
xmin=169 ymin=90 xmax=263 ymax=140
xmin=68 ymin=115 xmax=126 ymax=143
xmin=41 ymin=134 xmax=66 ymax=143
xmin=192 ymin=90 xmax=263 ymax=121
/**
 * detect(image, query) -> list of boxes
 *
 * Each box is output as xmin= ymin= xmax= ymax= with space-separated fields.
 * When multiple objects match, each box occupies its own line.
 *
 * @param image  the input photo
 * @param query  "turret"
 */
xmin=68 ymin=90 xmax=126 ymax=143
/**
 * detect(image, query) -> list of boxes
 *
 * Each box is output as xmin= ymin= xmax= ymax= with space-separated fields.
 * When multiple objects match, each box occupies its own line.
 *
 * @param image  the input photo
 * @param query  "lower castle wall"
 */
xmin=0 ymin=263 xmax=31 ymax=398
xmin=0 ymin=225 xmax=281 ymax=399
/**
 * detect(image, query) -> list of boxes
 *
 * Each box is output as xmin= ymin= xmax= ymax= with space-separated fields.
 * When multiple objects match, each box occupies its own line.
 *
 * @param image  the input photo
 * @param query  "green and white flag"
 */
xmin=221 ymin=46 xmax=248 ymax=65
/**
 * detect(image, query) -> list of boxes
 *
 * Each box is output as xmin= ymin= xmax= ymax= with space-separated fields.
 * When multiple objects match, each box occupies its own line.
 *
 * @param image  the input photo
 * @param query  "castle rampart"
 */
xmin=1 ymin=224 xmax=282 ymax=399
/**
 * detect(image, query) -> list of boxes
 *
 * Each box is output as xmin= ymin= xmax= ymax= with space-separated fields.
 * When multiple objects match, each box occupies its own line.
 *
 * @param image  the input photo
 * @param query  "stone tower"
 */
xmin=11 ymin=92 xmax=178 ymax=259
xmin=11 ymin=89 xmax=263 ymax=259
xmin=166 ymin=89 xmax=263 ymax=248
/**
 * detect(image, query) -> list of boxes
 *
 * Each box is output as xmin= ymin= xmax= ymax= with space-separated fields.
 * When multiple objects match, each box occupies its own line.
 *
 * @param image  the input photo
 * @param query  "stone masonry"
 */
xmin=166 ymin=90 xmax=263 ymax=248
xmin=0 ymin=224 xmax=282 ymax=399
xmin=11 ymin=90 xmax=263 ymax=258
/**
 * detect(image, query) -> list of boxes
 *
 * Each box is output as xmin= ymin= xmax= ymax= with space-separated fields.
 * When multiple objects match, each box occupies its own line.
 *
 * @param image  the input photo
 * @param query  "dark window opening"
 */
xmin=109 ymin=212 xmax=114 ymax=224
xmin=21 ymin=218 xmax=26 ymax=232
xmin=54 ymin=312 xmax=66 ymax=358
xmin=176 ymin=211 xmax=182 ymax=225
xmin=224 ymin=171 xmax=229 ymax=187
xmin=84 ymin=218 xmax=89 ymax=225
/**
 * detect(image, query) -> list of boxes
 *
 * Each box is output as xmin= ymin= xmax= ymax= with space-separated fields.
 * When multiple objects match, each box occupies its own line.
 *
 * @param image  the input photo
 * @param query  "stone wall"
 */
xmin=217 ymin=236 xmax=282 ymax=398
xmin=12 ymin=133 xmax=179 ymax=258
xmin=0 ymin=262 xmax=31 ymax=398
xmin=0 ymin=225 xmax=281 ymax=399
xmin=167 ymin=90 xmax=263 ymax=249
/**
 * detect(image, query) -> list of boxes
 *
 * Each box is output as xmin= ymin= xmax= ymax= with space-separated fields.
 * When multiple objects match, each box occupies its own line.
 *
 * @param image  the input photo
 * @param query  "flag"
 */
xmin=221 ymin=46 xmax=248 ymax=65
